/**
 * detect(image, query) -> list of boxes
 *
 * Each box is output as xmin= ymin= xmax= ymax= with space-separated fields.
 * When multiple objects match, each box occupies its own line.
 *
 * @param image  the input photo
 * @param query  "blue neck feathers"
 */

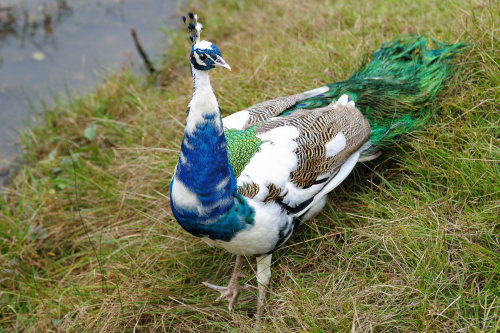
xmin=170 ymin=67 xmax=254 ymax=241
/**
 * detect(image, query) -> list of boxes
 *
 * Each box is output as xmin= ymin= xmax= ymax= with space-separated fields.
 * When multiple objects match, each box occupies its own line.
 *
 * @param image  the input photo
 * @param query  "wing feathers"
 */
xmin=234 ymin=95 xmax=371 ymax=214
xmin=294 ymin=149 xmax=361 ymax=217
xmin=222 ymin=86 xmax=330 ymax=131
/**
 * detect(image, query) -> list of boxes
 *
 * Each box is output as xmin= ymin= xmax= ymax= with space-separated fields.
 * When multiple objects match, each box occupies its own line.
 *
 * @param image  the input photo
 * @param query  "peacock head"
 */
xmin=183 ymin=12 xmax=231 ymax=71
xmin=190 ymin=41 xmax=231 ymax=71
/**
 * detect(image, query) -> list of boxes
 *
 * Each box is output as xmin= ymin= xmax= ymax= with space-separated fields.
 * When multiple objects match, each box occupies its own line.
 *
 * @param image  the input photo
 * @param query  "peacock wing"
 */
xmin=235 ymin=96 xmax=371 ymax=215
xmin=222 ymin=87 xmax=330 ymax=130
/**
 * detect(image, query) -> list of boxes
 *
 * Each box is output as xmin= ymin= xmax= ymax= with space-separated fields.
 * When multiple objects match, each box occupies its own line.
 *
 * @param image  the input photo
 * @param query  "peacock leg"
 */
xmin=202 ymin=255 xmax=250 ymax=311
xmin=255 ymin=254 xmax=272 ymax=319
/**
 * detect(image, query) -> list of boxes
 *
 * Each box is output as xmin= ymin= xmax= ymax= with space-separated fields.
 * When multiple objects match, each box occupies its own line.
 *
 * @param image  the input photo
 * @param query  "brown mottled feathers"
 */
xmin=237 ymin=181 xmax=260 ymax=198
xmin=241 ymin=94 xmax=303 ymax=130
xmin=264 ymin=184 xmax=283 ymax=202
xmin=255 ymin=101 xmax=370 ymax=188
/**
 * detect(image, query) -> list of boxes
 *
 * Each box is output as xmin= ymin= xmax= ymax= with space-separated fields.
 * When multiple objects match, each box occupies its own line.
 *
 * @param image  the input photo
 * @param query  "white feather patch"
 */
xmin=337 ymin=94 xmax=350 ymax=106
xmin=171 ymin=177 xmax=201 ymax=211
xmin=325 ymin=132 xmax=346 ymax=157
xmin=335 ymin=94 xmax=356 ymax=107
xmin=222 ymin=110 xmax=250 ymax=130
xmin=239 ymin=125 xmax=300 ymax=200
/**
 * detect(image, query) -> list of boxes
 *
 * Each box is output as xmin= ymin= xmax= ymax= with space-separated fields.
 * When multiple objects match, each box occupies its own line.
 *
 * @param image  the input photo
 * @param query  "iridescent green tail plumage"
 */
xmin=288 ymin=35 xmax=467 ymax=146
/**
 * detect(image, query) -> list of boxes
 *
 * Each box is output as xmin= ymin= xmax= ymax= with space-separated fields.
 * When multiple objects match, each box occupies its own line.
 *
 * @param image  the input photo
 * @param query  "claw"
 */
xmin=202 ymin=281 xmax=251 ymax=311
xmin=202 ymin=255 xmax=250 ymax=311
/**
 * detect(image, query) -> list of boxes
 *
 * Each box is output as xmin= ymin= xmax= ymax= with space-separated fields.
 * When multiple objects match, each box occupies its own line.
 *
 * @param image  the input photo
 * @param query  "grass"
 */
xmin=0 ymin=0 xmax=499 ymax=331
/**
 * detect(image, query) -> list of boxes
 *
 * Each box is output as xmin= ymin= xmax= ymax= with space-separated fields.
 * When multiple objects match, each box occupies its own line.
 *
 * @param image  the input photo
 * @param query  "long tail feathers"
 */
xmin=293 ymin=35 xmax=468 ymax=147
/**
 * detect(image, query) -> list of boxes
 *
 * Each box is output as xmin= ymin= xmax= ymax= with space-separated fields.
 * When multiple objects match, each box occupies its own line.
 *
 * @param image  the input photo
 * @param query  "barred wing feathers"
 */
xmin=222 ymin=87 xmax=329 ymax=131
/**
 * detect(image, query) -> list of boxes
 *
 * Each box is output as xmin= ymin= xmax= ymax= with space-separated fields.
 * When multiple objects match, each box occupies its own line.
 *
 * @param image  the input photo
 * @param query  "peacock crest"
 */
xmin=182 ymin=12 xmax=202 ymax=44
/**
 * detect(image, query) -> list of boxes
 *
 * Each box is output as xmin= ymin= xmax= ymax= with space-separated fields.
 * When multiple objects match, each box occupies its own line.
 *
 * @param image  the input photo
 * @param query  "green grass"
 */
xmin=1 ymin=0 xmax=499 ymax=331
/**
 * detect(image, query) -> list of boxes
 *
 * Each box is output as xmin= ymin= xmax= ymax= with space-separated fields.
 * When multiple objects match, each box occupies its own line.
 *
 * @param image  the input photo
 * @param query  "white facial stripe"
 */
xmin=193 ymin=53 xmax=206 ymax=66
xmin=206 ymin=54 xmax=216 ymax=63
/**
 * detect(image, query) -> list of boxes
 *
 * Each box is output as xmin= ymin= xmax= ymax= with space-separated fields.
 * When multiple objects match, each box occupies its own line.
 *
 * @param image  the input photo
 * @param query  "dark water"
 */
xmin=0 ymin=0 xmax=179 ymax=167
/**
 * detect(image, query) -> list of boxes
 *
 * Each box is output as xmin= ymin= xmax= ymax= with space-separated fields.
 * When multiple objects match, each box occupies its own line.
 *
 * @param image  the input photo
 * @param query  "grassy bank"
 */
xmin=1 ymin=0 xmax=498 ymax=331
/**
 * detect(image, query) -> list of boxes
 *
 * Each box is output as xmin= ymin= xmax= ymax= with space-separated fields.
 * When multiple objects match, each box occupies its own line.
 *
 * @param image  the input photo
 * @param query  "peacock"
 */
xmin=169 ymin=12 xmax=465 ymax=317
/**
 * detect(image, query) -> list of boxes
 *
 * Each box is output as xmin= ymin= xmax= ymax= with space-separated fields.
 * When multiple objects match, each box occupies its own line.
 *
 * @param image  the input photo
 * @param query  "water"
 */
xmin=0 ymin=0 xmax=179 ymax=167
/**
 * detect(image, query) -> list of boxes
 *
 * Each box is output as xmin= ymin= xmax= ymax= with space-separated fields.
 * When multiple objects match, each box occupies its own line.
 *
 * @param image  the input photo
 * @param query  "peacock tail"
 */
xmin=281 ymin=35 xmax=467 ymax=147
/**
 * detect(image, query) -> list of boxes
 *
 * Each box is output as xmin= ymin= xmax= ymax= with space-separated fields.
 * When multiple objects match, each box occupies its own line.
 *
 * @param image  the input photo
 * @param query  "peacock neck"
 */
xmin=176 ymin=66 xmax=236 ymax=210
xmin=170 ymin=67 xmax=254 ymax=241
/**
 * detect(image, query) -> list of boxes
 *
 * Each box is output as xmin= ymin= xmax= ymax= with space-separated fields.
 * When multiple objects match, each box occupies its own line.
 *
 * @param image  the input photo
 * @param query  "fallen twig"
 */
xmin=131 ymin=26 xmax=155 ymax=74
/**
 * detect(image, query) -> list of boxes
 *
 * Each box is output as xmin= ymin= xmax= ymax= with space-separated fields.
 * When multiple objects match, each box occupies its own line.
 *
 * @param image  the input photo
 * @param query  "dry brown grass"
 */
xmin=1 ymin=0 xmax=498 ymax=331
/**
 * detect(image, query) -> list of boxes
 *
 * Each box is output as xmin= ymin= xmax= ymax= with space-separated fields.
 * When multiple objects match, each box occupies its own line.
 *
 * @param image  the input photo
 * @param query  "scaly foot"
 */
xmin=202 ymin=255 xmax=250 ymax=311
xmin=202 ymin=278 xmax=251 ymax=311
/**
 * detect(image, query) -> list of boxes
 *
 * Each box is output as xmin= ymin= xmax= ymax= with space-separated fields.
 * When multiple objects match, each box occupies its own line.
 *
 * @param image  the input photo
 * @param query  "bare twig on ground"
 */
xmin=131 ymin=26 xmax=156 ymax=74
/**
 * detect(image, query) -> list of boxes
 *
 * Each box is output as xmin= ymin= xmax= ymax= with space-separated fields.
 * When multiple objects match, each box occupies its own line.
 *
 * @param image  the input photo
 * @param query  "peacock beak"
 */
xmin=214 ymin=55 xmax=231 ymax=71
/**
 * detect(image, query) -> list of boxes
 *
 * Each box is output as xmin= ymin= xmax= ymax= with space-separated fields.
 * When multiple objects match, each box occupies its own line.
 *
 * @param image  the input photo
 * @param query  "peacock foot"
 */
xmin=202 ymin=279 xmax=251 ymax=311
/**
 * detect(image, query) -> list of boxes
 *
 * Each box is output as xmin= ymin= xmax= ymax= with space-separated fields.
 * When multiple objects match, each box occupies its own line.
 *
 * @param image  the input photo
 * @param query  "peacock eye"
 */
xmin=199 ymin=53 xmax=207 ymax=60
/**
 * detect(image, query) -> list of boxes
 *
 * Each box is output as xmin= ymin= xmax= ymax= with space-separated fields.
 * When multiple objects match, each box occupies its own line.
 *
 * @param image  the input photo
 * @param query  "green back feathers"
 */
xmin=225 ymin=127 xmax=262 ymax=178
xmin=285 ymin=35 xmax=467 ymax=146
